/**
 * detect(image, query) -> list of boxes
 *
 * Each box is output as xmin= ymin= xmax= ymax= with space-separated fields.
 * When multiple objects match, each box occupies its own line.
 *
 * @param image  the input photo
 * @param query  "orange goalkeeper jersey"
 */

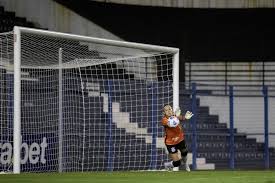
xmin=161 ymin=116 xmax=184 ymax=145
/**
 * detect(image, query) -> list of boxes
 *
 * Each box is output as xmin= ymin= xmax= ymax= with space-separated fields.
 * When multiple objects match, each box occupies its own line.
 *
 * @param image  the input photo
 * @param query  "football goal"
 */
xmin=0 ymin=26 xmax=179 ymax=173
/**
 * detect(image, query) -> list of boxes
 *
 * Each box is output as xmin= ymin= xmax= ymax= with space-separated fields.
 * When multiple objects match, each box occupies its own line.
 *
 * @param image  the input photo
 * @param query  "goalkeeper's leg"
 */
xmin=164 ymin=145 xmax=181 ymax=170
xmin=164 ymin=153 xmax=181 ymax=170
xmin=179 ymin=140 xmax=190 ymax=172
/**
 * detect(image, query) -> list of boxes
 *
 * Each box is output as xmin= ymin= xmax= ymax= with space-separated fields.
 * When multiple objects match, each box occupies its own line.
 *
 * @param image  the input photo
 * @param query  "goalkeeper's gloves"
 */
xmin=184 ymin=111 xmax=194 ymax=120
xmin=174 ymin=107 xmax=181 ymax=117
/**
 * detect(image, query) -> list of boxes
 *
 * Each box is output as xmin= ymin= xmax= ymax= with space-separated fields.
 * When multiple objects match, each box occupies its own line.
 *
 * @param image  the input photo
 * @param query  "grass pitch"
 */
xmin=0 ymin=170 xmax=274 ymax=183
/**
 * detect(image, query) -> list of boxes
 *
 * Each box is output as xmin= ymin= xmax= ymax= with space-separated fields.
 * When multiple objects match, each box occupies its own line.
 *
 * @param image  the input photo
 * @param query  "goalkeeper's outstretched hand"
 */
xmin=174 ymin=107 xmax=181 ymax=117
xmin=184 ymin=111 xmax=194 ymax=120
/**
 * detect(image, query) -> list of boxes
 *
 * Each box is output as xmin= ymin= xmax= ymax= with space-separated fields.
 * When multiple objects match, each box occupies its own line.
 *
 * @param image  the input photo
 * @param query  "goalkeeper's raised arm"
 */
xmin=161 ymin=104 xmax=193 ymax=172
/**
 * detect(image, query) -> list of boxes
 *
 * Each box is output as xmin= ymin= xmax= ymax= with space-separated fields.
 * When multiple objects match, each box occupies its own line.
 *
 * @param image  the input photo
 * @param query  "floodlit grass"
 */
xmin=0 ymin=170 xmax=275 ymax=183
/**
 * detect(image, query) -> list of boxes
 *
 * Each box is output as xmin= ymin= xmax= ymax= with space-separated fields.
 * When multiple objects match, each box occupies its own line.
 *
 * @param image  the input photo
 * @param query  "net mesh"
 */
xmin=0 ymin=32 xmax=14 ymax=172
xmin=0 ymin=30 xmax=176 ymax=172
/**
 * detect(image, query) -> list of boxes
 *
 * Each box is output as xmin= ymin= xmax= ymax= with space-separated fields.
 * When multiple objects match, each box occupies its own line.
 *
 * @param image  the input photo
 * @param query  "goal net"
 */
xmin=0 ymin=27 xmax=179 ymax=173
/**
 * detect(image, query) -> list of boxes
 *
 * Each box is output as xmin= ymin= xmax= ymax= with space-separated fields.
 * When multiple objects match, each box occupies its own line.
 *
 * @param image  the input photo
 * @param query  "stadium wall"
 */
xmin=92 ymin=0 xmax=275 ymax=8
xmin=0 ymin=0 xmax=122 ymax=40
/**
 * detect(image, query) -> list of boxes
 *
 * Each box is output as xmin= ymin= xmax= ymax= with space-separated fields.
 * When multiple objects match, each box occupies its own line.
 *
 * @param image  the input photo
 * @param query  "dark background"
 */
xmin=54 ymin=0 xmax=275 ymax=79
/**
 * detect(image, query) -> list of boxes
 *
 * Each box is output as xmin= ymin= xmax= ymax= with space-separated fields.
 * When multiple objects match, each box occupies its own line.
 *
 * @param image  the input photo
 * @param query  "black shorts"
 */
xmin=166 ymin=140 xmax=188 ymax=154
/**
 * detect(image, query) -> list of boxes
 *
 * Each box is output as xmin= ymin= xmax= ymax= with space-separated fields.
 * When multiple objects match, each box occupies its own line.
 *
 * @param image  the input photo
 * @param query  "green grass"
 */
xmin=0 ymin=171 xmax=275 ymax=183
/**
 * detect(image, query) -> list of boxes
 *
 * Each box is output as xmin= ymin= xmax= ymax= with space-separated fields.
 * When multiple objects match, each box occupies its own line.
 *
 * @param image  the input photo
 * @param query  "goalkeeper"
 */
xmin=161 ymin=104 xmax=193 ymax=171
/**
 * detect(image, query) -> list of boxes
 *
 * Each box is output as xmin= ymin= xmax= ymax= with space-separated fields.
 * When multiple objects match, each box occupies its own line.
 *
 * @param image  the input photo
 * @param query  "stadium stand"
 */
xmin=0 ymin=6 xmax=35 ymax=33
xmin=1 ymin=28 xmax=274 ymax=171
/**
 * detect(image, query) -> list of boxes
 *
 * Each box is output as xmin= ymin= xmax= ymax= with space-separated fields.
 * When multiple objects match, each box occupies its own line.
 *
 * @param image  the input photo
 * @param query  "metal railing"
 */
xmin=186 ymin=82 xmax=275 ymax=170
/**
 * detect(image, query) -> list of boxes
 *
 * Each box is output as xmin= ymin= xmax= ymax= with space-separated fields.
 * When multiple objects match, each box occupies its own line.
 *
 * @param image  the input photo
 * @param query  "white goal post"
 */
xmin=0 ymin=26 xmax=179 ymax=173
